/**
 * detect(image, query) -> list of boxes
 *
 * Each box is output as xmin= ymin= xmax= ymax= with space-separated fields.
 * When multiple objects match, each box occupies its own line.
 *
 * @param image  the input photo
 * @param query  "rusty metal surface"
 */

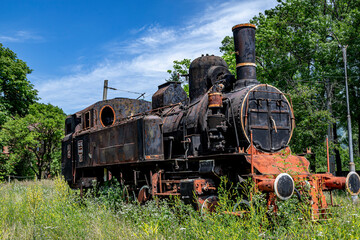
xmin=137 ymin=185 xmax=150 ymax=204
xmin=256 ymin=178 xmax=275 ymax=192
xmin=151 ymin=171 xmax=159 ymax=196
xmin=232 ymin=23 xmax=258 ymax=88
xmin=218 ymin=83 xmax=295 ymax=153
xmin=262 ymin=172 xmax=350 ymax=219
xmin=208 ymin=92 xmax=223 ymax=108
xmin=189 ymin=55 xmax=227 ymax=102
xmin=207 ymin=66 xmax=231 ymax=86
xmin=65 ymin=114 xmax=81 ymax=135
xmin=295 ymin=174 xmax=329 ymax=219
xmin=151 ymin=170 xmax=183 ymax=196
xmin=73 ymin=115 xmax=165 ymax=169
xmin=162 ymin=105 xmax=183 ymax=133
xmin=249 ymin=172 xmax=349 ymax=219
xmin=152 ymin=81 xmax=187 ymax=109
xmin=144 ymin=116 xmax=164 ymax=159
xmin=61 ymin=138 xmax=73 ymax=182
xmin=66 ymin=98 xmax=151 ymax=135
xmin=92 ymin=119 xmax=140 ymax=165
xmin=161 ymin=93 xmax=209 ymax=156
xmin=241 ymin=85 xmax=295 ymax=152
xmin=193 ymin=179 xmax=216 ymax=195
xmin=62 ymin=97 xmax=167 ymax=170
xmin=324 ymin=176 xmax=346 ymax=189
xmin=185 ymin=94 xmax=208 ymax=131
xmin=245 ymin=152 xmax=310 ymax=175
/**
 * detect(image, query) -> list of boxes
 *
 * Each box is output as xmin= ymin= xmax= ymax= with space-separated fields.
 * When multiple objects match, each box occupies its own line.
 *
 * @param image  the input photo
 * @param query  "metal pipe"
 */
xmin=341 ymin=46 xmax=355 ymax=173
xmin=326 ymin=31 xmax=357 ymax=202
xmin=257 ymin=179 xmax=275 ymax=192
xmin=330 ymin=191 xmax=334 ymax=206
xmin=327 ymin=33 xmax=355 ymax=172
xmin=324 ymin=176 xmax=346 ymax=189
xmin=251 ymin=130 xmax=254 ymax=175
xmin=103 ymin=80 xmax=108 ymax=101
xmin=326 ymin=136 xmax=330 ymax=173
xmin=159 ymin=171 xmax=163 ymax=193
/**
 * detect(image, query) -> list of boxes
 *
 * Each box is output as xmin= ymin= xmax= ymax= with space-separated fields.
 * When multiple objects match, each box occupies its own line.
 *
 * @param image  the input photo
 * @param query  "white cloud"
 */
xmin=0 ymin=31 xmax=43 ymax=43
xmin=32 ymin=0 xmax=277 ymax=114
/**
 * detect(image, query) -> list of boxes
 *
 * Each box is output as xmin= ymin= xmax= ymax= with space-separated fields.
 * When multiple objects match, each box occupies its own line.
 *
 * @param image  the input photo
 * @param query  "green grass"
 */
xmin=0 ymin=177 xmax=359 ymax=239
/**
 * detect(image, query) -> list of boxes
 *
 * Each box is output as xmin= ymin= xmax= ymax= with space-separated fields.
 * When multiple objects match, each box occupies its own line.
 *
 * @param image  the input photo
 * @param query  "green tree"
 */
xmin=219 ymin=36 xmax=236 ymax=76
xmin=220 ymin=0 xmax=360 ymax=171
xmin=166 ymin=59 xmax=191 ymax=95
xmin=0 ymin=103 xmax=65 ymax=180
xmin=0 ymin=43 xmax=38 ymax=122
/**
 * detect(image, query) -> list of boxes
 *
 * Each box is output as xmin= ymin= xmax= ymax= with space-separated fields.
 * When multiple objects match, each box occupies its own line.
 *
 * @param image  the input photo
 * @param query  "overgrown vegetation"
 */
xmin=0 ymin=177 xmax=359 ymax=239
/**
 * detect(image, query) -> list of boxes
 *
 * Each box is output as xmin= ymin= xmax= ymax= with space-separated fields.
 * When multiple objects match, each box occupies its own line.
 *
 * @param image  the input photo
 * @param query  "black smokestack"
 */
xmin=232 ymin=23 xmax=258 ymax=88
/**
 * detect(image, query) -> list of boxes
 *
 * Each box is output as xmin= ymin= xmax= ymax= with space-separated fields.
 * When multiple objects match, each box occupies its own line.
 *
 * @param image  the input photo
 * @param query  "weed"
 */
xmin=0 ymin=178 xmax=359 ymax=239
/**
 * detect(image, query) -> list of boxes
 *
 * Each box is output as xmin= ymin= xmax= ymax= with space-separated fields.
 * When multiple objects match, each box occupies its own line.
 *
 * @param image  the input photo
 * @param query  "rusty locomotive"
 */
xmin=62 ymin=23 xmax=360 ymax=216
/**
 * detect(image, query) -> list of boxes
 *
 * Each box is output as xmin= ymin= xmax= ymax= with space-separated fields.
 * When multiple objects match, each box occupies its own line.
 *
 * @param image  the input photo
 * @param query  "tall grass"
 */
xmin=0 ymin=177 xmax=359 ymax=239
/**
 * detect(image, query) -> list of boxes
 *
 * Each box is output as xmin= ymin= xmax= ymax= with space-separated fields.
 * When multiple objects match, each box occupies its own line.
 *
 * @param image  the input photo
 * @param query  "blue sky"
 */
xmin=0 ymin=0 xmax=277 ymax=114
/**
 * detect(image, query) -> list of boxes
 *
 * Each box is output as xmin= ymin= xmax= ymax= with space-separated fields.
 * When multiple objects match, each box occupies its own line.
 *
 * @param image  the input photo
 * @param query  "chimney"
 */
xmin=232 ymin=23 xmax=258 ymax=88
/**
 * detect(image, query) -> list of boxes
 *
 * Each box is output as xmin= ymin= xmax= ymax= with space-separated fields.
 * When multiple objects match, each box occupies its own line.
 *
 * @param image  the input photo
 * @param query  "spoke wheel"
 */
xmin=232 ymin=199 xmax=250 ymax=217
xmin=200 ymin=195 xmax=219 ymax=216
xmin=137 ymin=185 xmax=150 ymax=204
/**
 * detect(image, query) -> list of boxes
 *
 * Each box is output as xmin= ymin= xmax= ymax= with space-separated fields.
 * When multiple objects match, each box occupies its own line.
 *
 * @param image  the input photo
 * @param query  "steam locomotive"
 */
xmin=62 ymin=23 xmax=360 ymax=217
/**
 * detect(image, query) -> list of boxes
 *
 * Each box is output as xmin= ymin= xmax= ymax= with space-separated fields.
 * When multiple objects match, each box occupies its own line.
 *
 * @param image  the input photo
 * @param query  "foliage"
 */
xmin=166 ymin=59 xmax=191 ymax=96
xmin=219 ymin=36 xmax=236 ymax=76
xmin=166 ymin=59 xmax=191 ymax=82
xmin=0 ymin=43 xmax=38 ymax=121
xmin=0 ymin=103 xmax=66 ymax=180
xmin=289 ymin=83 xmax=333 ymax=154
xmin=0 ymin=178 xmax=359 ymax=239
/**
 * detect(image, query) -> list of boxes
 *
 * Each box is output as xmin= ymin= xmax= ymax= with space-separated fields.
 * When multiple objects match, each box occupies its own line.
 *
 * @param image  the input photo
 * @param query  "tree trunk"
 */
xmin=333 ymin=122 xmax=342 ymax=175
xmin=325 ymin=79 xmax=335 ymax=173
xmin=37 ymin=167 xmax=42 ymax=180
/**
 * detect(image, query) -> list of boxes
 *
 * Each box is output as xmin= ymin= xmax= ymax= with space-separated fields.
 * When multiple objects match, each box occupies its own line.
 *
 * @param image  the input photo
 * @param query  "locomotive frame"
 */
xmin=62 ymin=23 xmax=360 ymax=218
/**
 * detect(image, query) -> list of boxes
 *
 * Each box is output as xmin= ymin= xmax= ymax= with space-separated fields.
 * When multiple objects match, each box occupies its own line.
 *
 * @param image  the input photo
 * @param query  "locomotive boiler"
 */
xmin=62 ymin=23 xmax=360 ymax=217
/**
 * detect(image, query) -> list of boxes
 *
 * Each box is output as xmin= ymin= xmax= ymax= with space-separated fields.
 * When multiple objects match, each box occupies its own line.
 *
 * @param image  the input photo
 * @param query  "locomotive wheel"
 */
xmin=137 ymin=185 xmax=150 ymax=204
xmin=232 ymin=199 xmax=250 ymax=216
xmin=200 ymin=195 xmax=219 ymax=215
